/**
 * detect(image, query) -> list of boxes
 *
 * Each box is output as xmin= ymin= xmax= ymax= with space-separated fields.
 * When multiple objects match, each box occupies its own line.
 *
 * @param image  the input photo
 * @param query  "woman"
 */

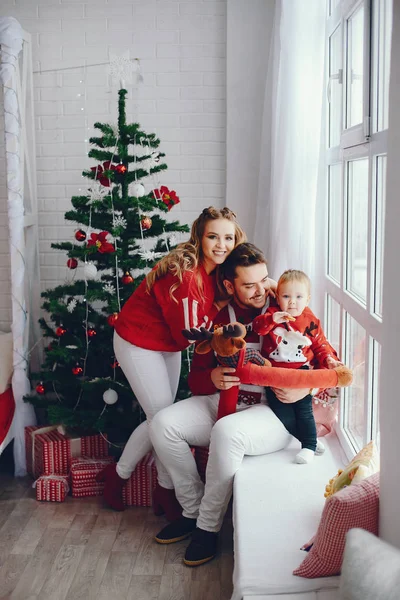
xmin=97 ymin=207 xmax=246 ymax=517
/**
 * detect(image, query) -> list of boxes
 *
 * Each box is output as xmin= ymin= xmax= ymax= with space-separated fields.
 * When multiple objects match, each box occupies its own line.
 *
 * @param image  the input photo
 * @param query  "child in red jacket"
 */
xmin=253 ymin=269 xmax=341 ymax=464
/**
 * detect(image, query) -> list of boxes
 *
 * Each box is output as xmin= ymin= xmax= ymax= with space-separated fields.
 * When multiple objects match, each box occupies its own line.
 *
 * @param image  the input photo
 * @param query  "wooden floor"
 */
xmin=0 ymin=474 xmax=234 ymax=600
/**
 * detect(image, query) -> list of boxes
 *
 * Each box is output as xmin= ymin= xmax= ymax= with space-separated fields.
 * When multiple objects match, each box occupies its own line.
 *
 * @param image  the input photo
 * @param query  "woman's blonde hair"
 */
xmin=146 ymin=206 xmax=246 ymax=300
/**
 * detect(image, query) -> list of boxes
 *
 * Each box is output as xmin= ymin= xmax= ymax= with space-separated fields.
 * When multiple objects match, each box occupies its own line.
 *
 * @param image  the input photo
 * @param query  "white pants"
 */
xmin=113 ymin=331 xmax=180 ymax=487
xmin=149 ymin=394 xmax=291 ymax=532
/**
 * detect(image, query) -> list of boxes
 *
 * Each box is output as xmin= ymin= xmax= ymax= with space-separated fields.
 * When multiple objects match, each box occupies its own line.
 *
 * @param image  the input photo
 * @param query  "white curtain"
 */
xmin=0 ymin=17 xmax=36 ymax=476
xmin=253 ymin=0 xmax=326 ymax=297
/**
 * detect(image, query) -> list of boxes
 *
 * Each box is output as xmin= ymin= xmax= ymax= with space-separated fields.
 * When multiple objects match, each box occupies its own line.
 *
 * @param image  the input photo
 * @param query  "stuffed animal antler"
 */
xmin=182 ymin=322 xmax=268 ymax=368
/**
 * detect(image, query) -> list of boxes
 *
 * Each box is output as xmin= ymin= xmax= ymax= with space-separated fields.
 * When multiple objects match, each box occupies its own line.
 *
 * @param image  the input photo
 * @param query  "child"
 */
xmin=253 ymin=269 xmax=342 ymax=464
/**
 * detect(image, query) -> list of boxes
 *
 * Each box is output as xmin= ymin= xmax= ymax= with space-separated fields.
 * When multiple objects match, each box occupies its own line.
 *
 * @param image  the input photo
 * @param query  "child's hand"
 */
xmin=326 ymin=356 xmax=343 ymax=369
xmin=273 ymin=311 xmax=296 ymax=324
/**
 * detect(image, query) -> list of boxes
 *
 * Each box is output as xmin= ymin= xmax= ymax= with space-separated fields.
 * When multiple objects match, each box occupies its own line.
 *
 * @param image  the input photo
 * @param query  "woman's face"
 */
xmin=201 ymin=218 xmax=236 ymax=273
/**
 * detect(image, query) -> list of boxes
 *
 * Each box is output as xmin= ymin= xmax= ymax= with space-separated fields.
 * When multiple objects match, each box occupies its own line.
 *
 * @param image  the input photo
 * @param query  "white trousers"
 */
xmin=113 ymin=331 xmax=180 ymax=487
xmin=149 ymin=394 xmax=291 ymax=532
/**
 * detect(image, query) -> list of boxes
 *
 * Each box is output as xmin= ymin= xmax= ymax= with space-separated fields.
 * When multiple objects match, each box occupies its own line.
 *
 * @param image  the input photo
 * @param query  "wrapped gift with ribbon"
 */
xmin=25 ymin=425 xmax=109 ymax=479
xmin=34 ymin=474 xmax=70 ymax=502
xmin=25 ymin=425 xmax=70 ymax=479
xmin=70 ymin=456 xmax=115 ymax=498
xmin=122 ymin=452 xmax=157 ymax=507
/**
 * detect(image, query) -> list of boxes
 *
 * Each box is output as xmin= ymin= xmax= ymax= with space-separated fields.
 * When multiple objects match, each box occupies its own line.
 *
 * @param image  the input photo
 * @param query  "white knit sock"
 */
xmin=315 ymin=439 xmax=325 ymax=455
xmin=295 ymin=448 xmax=315 ymax=464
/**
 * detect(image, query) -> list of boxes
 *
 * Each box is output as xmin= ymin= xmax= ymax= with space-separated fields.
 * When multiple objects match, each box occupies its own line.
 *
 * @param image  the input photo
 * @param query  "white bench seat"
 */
xmin=232 ymin=434 xmax=345 ymax=600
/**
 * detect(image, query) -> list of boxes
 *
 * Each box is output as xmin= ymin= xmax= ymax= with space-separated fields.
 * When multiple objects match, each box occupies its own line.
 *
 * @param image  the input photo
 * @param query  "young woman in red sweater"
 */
xmin=97 ymin=206 xmax=246 ymax=517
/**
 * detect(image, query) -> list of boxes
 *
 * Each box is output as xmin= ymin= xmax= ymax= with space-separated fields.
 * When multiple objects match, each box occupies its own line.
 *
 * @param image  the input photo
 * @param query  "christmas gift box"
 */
xmin=122 ymin=452 xmax=157 ymax=507
xmin=34 ymin=474 xmax=69 ymax=502
xmin=193 ymin=446 xmax=209 ymax=483
xmin=70 ymin=456 xmax=115 ymax=498
xmin=25 ymin=425 xmax=109 ymax=479
xmin=25 ymin=425 xmax=71 ymax=479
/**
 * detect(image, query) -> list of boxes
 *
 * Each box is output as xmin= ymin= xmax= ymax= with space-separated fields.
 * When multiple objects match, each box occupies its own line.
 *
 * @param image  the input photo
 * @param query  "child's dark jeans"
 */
xmin=266 ymin=387 xmax=317 ymax=452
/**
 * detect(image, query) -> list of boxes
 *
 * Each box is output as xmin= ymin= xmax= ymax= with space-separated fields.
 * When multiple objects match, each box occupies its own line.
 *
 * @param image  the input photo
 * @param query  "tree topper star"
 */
xmin=108 ymin=51 xmax=138 ymax=88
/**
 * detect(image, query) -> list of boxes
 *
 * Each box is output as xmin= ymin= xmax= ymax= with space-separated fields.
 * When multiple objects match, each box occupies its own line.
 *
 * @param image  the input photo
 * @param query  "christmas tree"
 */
xmin=25 ymin=89 xmax=189 ymax=444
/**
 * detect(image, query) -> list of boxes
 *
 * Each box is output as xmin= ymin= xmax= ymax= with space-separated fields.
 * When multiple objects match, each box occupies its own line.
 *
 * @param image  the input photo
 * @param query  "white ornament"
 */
xmin=103 ymin=388 xmax=118 ymax=405
xmin=89 ymin=183 xmax=109 ymax=202
xmin=67 ymin=299 xmax=77 ymax=313
xmin=169 ymin=234 xmax=178 ymax=246
xmin=113 ymin=211 xmax=127 ymax=229
xmin=103 ymin=283 xmax=116 ymax=295
xmin=84 ymin=262 xmax=98 ymax=280
xmin=138 ymin=249 xmax=164 ymax=262
xmin=132 ymin=182 xmax=145 ymax=197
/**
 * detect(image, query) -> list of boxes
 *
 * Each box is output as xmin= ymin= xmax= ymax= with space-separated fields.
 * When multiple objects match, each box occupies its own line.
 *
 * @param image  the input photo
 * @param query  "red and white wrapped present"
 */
xmin=70 ymin=456 xmax=115 ymax=498
xmin=25 ymin=425 xmax=109 ymax=479
xmin=122 ymin=452 xmax=157 ymax=507
xmin=25 ymin=425 xmax=71 ymax=479
xmin=34 ymin=474 xmax=69 ymax=502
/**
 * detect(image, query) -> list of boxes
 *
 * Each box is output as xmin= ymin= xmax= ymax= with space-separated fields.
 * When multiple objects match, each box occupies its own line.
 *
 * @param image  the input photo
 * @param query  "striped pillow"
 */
xmin=293 ymin=472 xmax=380 ymax=578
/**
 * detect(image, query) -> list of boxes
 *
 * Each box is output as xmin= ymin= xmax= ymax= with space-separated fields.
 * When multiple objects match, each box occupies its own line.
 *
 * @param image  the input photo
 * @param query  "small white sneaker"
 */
xmin=295 ymin=448 xmax=315 ymax=464
xmin=315 ymin=439 xmax=325 ymax=455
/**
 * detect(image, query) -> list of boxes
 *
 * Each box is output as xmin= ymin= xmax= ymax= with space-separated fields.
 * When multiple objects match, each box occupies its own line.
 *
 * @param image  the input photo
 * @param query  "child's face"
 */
xmin=277 ymin=280 xmax=310 ymax=317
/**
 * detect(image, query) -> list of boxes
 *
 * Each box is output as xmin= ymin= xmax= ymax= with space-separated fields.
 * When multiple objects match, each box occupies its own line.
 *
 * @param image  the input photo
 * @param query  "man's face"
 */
xmin=224 ymin=263 xmax=271 ymax=309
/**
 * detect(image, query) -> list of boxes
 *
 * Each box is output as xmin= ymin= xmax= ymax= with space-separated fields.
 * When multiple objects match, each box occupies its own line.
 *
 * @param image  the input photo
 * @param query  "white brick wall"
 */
xmin=0 ymin=0 xmax=226 ymax=326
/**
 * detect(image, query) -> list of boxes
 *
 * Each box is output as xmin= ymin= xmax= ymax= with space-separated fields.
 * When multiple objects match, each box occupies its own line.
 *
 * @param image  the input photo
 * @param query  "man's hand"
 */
xmin=272 ymin=387 xmax=309 ymax=403
xmin=272 ymin=311 xmax=296 ymax=324
xmin=211 ymin=366 xmax=240 ymax=391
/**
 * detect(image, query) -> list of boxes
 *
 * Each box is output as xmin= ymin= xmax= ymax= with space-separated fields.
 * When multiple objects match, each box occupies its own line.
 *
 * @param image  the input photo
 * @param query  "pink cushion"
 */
xmin=293 ymin=472 xmax=379 ymax=578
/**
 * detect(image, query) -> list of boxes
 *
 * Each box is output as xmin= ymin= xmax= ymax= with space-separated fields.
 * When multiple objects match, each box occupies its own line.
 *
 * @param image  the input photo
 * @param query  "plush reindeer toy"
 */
xmin=182 ymin=322 xmax=353 ymax=420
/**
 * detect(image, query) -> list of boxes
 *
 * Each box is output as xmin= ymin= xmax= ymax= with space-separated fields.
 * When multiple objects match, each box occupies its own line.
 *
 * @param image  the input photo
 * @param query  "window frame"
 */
xmin=322 ymin=0 xmax=390 ymax=458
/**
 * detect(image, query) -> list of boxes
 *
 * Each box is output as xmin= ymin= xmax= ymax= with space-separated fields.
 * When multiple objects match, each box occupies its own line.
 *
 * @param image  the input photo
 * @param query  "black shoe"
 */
xmin=154 ymin=517 xmax=197 ymax=545
xmin=183 ymin=528 xmax=218 ymax=566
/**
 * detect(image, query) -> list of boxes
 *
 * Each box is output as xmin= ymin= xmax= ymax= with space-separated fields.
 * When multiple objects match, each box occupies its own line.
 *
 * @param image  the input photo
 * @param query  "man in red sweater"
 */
xmin=149 ymin=243 xmax=309 ymax=566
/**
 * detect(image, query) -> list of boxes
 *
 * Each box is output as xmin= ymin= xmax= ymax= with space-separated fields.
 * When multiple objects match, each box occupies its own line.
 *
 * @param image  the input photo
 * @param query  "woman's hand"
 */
xmin=211 ymin=366 xmax=240 ymax=391
xmin=271 ymin=387 xmax=309 ymax=403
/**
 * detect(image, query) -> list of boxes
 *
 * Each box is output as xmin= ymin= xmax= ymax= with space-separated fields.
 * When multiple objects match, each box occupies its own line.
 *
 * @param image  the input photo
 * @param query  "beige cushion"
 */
xmin=0 ymin=331 xmax=13 ymax=395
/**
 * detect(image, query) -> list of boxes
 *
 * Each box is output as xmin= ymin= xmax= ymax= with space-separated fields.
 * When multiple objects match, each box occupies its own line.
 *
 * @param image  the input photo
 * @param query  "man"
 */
xmin=149 ymin=243 xmax=309 ymax=566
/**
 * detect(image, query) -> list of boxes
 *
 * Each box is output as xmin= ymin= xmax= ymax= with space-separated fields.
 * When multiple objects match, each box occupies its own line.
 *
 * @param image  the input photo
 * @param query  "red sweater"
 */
xmin=253 ymin=306 xmax=338 ymax=369
xmin=188 ymin=300 xmax=264 ymax=395
xmin=115 ymin=266 xmax=218 ymax=352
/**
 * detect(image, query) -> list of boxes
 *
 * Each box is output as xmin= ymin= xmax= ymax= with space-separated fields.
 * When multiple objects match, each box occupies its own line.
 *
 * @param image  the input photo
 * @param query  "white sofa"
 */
xmin=232 ymin=434 xmax=345 ymax=600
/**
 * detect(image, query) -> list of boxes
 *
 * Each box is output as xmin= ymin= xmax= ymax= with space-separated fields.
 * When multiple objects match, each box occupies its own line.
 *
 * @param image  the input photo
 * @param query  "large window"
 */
xmin=324 ymin=0 xmax=392 ymax=457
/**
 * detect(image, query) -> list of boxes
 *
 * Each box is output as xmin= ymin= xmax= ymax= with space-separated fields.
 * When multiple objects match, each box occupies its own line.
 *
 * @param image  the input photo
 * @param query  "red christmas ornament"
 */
xmin=111 ymin=359 xmax=120 ymax=369
xmin=67 ymin=258 xmax=78 ymax=269
xmin=75 ymin=229 xmax=87 ymax=242
xmin=141 ymin=216 xmax=152 ymax=231
xmin=107 ymin=312 xmax=119 ymax=327
xmin=87 ymin=328 xmax=97 ymax=338
xmin=122 ymin=272 xmax=134 ymax=285
xmin=87 ymin=231 xmax=115 ymax=254
xmin=56 ymin=326 xmax=67 ymax=337
xmin=36 ymin=382 xmax=45 ymax=395
xmin=115 ymin=163 xmax=127 ymax=174
xmin=153 ymin=185 xmax=180 ymax=211
xmin=72 ymin=364 xmax=83 ymax=376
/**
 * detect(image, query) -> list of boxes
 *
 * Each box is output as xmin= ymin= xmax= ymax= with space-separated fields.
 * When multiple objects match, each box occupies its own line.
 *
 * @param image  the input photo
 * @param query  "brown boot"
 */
xmin=152 ymin=483 xmax=182 ymax=522
xmin=96 ymin=463 xmax=127 ymax=511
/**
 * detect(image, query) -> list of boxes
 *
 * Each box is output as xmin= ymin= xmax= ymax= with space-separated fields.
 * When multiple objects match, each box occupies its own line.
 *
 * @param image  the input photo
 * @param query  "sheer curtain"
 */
xmin=253 ymin=0 xmax=326 ymax=298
